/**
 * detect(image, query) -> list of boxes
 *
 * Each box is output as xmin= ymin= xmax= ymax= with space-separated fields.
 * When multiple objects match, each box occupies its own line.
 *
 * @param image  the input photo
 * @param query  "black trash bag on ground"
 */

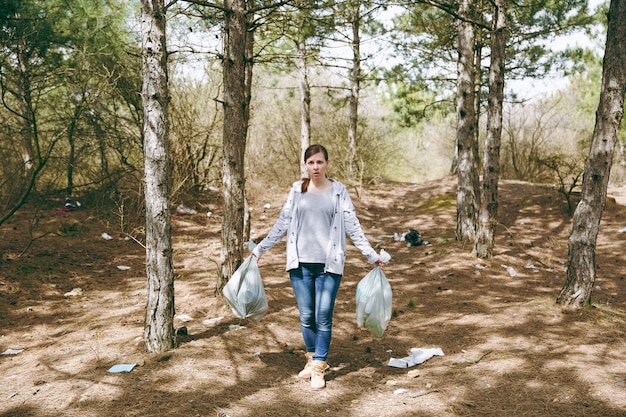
xmin=404 ymin=229 xmax=424 ymax=246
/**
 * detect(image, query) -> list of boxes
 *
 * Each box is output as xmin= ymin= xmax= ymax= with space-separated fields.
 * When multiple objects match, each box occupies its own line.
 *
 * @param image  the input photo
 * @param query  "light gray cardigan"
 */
xmin=252 ymin=179 xmax=380 ymax=275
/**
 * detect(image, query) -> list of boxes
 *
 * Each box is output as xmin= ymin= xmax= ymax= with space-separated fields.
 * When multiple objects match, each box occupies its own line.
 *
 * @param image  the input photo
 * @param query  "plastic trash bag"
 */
xmin=355 ymin=249 xmax=392 ymax=337
xmin=222 ymin=242 xmax=268 ymax=321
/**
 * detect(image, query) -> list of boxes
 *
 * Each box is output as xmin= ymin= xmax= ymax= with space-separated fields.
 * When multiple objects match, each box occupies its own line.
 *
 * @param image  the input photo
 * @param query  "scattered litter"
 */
xmin=394 ymin=229 xmax=430 ymax=246
xmin=176 ymin=204 xmax=197 ymax=215
xmin=388 ymin=347 xmax=444 ymax=368
xmin=228 ymin=324 xmax=246 ymax=331
xmin=263 ymin=203 xmax=271 ymax=209
xmin=524 ymin=263 xmax=539 ymax=272
xmin=393 ymin=387 xmax=438 ymax=397
xmin=101 ymin=233 xmax=113 ymax=240
xmin=475 ymin=264 xmax=486 ymax=270
xmin=202 ymin=317 xmax=223 ymax=326
xmin=502 ymin=265 xmax=517 ymax=277
xmin=116 ymin=265 xmax=131 ymax=271
xmin=64 ymin=288 xmax=83 ymax=297
xmin=618 ymin=226 xmax=626 ymax=233
xmin=176 ymin=314 xmax=193 ymax=322
xmin=107 ymin=364 xmax=137 ymax=373
xmin=56 ymin=198 xmax=81 ymax=215
xmin=207 ymin=212 xmax=212 ymax=217
xmin=1 ymin=348 xmax=24 ymax=355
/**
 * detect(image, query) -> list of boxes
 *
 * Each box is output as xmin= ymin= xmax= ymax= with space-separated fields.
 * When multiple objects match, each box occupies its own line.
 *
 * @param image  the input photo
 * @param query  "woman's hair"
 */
xmin=301 ymin=144 xmax=329 ymax=193
xmin=304 ymin=144 xmax=329 ymax=162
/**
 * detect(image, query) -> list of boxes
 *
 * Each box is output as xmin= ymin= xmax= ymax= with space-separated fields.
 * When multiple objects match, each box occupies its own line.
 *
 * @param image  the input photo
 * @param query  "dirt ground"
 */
xmin=1 ymin=176 xmax=626 ymax=417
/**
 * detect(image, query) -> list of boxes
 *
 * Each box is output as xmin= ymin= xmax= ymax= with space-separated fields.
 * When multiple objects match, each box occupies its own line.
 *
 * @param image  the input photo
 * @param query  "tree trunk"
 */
xmin=557 ymin=0 xmax=626 ymax=307
xmin=66 ymin=106 xmax=80 ymax=197
xmin=141 ymin=0 xmax=175 ymax=353
xmin=219 ymin=0 xmax=250 ymax=293
xmin=16 ymin=48 xmax=37 ymax=181
xmin=474 ymin=0 xmax=507 ymax=258
xmin=297 ymin=41 xmax=311 ymax=179
xmin=347 ymin=6 xmax=361 ymax=179
xmin=455 ymin=0 xmax=479 ymax=242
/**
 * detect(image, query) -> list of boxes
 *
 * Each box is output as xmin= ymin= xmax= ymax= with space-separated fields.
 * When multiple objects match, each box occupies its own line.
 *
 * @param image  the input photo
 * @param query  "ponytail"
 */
xmin=301 ymin=178 xmax=310 ymax=193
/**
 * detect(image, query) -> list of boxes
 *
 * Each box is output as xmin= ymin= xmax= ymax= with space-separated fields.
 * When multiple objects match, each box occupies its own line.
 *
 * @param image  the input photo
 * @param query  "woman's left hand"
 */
xmin=372 ymin=259 xmax=384 ymax=268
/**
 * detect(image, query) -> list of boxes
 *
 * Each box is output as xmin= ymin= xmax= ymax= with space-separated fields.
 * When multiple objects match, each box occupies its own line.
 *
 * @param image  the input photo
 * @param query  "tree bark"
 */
xmin=141 ymin=0 xmax=175 ymax=353
xmin=557 ymin=0 xmax=626 ymax=307
xmin=347 ymin=5 xmax=361 ymax=179
xmin=219 ymin=0 xmax=250 ymax=293
xmin=297 ymin=41 xmax=311 ymax=179
xmin=455 ymin=0 xmax=480 ymax=242
xmin=474 ymin=0 xmax=507 ymax=258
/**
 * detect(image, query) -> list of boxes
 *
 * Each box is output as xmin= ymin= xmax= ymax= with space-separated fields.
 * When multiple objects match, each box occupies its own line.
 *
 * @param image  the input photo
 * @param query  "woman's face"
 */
xmin=305 ymin=151 xmax=329 ymax=179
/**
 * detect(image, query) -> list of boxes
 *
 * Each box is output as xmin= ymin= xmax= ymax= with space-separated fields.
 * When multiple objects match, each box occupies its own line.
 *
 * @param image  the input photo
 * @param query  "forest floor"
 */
xmin=1 ymin=176 xmax=626 ymax=417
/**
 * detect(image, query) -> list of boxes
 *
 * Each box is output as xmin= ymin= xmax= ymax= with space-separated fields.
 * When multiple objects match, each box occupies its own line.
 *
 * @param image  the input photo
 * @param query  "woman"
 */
xmin=252 ymin=144 xmax=383 ymax=389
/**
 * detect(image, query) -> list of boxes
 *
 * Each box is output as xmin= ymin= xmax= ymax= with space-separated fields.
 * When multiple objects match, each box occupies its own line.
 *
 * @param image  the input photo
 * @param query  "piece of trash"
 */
xmin=394 ymin=229 xmax=430 ymax=246
xmin=202 ymin=317 xmax=223 ymax=326
xmin=263 ymin=203 xmax=271 ymax=209
xmin=176 ymin=204 xmax=197 ymax=215
xmin=107 ymin=364 xmax=137 ymax=373
xmin=64 ymin=288 xmax=83 ymax=297
xmin=502 ymin=265 xmax=517 ymax=277
xmin=228 ymin=324 xmax=246 ymax=331
xmin=618 ymin=226 xmax=626 ymax=233
xmin=475 ymin=264 xmax=486 ymax=269
xmin=176 ymin=314 xmax=193 ymax=322
xmin=387 ymin=347 xmax=444 ymax=368
xmin=56 ymin=198 xmax=81 ymax=215
xmin=524 ymin=263 xmax=539 ymax=272
xmin=101 ymin=233 xmax=113 ymax=240
xmin=404 ymin=229 xmax=424 ymax=246
xmin=1 ymin=349 xmax=24 ymax=355
xmin=116 ymin=265 xmax=131 ymax=271
xmin=393 ymin=388 xmax=409 ymax=395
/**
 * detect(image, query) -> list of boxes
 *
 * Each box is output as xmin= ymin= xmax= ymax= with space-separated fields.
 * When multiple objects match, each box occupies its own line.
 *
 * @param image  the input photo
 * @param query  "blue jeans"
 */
xmin=289 ymin=263 xmax=342 ymax=362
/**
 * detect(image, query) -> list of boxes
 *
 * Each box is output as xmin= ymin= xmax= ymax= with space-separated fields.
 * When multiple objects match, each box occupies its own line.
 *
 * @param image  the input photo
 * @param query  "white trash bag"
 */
xmin=355 ymin=249 xmax=392 ymax=337
xmin=222 ymin=241 xmax=268 ymax=321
